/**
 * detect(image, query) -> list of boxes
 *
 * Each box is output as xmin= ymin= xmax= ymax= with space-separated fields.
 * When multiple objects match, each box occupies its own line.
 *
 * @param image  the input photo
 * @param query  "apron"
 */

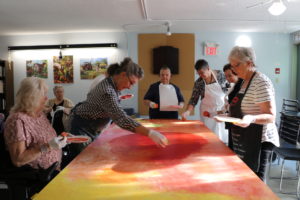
xmin=229 ymin=72 xmax=263 ymax=172
xmin=68 ymin=102 xmax=111 ymax=161
xmin=200 ymin=72 xmax=228 ymax=143
xmin=159 ymin=83 xmax=178 ymax=111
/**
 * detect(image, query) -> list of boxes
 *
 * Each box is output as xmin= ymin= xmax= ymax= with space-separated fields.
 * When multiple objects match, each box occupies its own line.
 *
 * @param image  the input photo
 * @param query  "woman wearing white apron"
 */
xmin=182 ymin=59 xmax=228 ymax=144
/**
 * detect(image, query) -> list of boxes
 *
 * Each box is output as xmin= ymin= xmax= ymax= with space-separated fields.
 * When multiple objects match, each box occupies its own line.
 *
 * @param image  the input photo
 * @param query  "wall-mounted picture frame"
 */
xmin=26 ymin=60 xmax=48 ymax=78
xmin=53 ymin=55 xmax=74 ymax=83
xmin=80 ymin=57 xmax=108 ymax=79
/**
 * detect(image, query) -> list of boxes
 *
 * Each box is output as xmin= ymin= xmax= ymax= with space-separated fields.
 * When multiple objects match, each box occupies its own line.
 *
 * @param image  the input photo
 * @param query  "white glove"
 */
xmin=55 ymin=106 xmax=65 ymax=112
xmin=149 ymin=102 xmax=158 ymax=109
xmin=50 ymin=110 xmax=54 ymax=118
xmin=148 ymin=130 xmax=168 ymax=148
xmin=48 ymin=136 xmax=67 ymax=149
xmin=181 ymin=110 xmax=190 ymax=121
xmin=234 ymin=115 xmax=256 ymax=128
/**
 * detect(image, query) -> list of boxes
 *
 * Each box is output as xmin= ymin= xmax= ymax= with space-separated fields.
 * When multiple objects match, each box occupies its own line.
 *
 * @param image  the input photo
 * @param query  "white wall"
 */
xmin=188 ymin=32 xmax=291 ymax=120
xmin=0 ymin=32 xmax=140 ymax=112
xmin=0 ymin=31 xmax=293 ymax=120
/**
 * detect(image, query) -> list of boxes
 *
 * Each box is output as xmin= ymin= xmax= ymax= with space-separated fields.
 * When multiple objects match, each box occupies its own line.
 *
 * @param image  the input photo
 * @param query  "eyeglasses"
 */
xmin=127 ymin=75 xmax=135 ymax=87
xmin=231 ymin=62 xmax=242 ymax=68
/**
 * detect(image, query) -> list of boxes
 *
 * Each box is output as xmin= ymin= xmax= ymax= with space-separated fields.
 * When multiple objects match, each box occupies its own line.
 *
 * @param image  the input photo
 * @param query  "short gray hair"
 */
xmin=11 ymin=77 xmax=48 ymax=115
xmin=228 ymin=46 xmax=256 ymax=65
xmin=53 ymin=85 xmax=64 ymax=93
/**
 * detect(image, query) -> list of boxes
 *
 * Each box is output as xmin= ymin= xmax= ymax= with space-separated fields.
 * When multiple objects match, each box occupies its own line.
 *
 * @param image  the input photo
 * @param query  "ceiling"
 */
xmin=0 ymin=0 xmax=300 ymax=36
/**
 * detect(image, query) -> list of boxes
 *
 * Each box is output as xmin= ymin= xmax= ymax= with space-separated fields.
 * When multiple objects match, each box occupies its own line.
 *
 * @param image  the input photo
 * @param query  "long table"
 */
xmin=33 ymin=120 xmax=279 ymax=200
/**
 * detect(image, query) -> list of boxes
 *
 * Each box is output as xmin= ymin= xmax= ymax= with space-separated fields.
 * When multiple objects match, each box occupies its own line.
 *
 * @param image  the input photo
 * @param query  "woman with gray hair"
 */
xmin=228 ymin=46 xmax=279 ymax=182
xmin=4 ymin=77 xmax=67 ymax=170
xmin=45 ymin=85 xmax=74 ymax=134
xmin=69 ymin=57 xmax=168 ymax=160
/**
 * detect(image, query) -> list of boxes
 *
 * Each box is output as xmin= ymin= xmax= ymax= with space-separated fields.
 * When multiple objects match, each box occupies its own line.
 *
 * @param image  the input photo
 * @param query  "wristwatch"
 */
xmin=40 ymin=144 xmax=49 ymax=153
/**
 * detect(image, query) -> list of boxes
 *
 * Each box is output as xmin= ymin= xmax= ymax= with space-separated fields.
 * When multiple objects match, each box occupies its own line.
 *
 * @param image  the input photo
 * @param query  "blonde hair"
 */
xmin=228 ymin=46 xmax=256 ymax=65
xmin=11 ymin=77 xmax=48 ymax=115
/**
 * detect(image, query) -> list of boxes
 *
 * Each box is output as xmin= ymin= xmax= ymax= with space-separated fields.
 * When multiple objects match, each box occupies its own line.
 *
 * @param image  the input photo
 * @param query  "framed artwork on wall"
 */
xmin=53 ymin=55 xmax=74 ymax=83
xmin=26 ymin=60 xmax=48 ymax=78
xmin=80 ymin=57 xmax=108 ymax=79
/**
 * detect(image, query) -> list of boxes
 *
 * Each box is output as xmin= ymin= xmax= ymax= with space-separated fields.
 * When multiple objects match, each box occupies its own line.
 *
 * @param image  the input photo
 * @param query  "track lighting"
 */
xmin=59 ymin=46 xmax=63 ymax=60
xmin=165 ymin=22 xmax=171 ymax=36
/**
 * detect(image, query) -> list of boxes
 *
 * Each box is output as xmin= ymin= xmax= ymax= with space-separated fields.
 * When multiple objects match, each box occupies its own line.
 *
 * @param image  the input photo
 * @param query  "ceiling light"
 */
xmin=268 ymin=0 xmax=286 ymax=16
xmin=235 ymin=35 xmax=252 ymax=47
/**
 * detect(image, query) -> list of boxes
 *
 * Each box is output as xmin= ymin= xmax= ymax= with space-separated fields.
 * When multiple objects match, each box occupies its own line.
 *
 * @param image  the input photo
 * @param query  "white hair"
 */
xmin=228 ymin=46 xmax=256 ymax=65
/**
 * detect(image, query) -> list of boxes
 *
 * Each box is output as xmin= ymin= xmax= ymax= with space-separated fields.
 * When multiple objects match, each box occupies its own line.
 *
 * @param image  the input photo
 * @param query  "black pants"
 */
xmin=256 ymin=142 xmax=274 ymax=182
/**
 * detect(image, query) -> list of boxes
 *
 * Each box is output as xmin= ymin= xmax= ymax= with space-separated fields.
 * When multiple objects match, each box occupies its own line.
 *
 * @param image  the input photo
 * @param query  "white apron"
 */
xmin=200 ymin=72 xmax=228 ymax=144
xmin=159 ymin=83 xmax=178 ymax=111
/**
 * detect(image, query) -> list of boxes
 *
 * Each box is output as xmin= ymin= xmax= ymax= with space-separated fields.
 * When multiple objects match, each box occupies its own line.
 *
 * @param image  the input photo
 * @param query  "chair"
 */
xmin=0 ymin=114 xmax=59 ymax=200
xmin=281 ymin=99 xmax=300 ymax=113
xmin=268 ymin=112 xmax=300 ymax=198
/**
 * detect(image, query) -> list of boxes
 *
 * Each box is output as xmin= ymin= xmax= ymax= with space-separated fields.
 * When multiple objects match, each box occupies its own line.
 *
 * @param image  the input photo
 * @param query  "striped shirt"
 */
xmin=75 ymin=77 xmax=140 ymax=132
xmin=239 ymin=72 xmax=279 ymax=146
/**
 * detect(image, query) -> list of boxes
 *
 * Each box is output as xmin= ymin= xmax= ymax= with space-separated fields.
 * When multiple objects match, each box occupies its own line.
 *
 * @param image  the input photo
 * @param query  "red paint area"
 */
xmin=110 ymin=132 xmax=208 ymax=173
xmin=119 ymin=94 xmax=134 ymax=100
xmin=108 ymin=131 xmax=268 ymax=198
xmin=67 ymin=136 xmax=89 ymax=143
xmin=203 ymin=111 xmax=210 ymax=117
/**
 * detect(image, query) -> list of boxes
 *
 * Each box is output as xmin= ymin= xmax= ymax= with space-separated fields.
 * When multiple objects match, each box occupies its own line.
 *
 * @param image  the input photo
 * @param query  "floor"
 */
xmin=268 ymin=159 xmax=299 ymax=200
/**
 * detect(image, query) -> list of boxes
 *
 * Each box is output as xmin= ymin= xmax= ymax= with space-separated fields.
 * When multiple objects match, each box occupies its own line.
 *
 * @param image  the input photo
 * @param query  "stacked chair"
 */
xmin=268 ymin=99 xmax=300 ymax=198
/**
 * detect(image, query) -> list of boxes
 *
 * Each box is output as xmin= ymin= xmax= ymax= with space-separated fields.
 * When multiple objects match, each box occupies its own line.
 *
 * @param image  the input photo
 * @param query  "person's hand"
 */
xmin=48 ymin=136 xmax=67 ymax=149
xmin=148 ymin=130 xmax=169 ymax=148
xmin=181 ymin=110 xmax=190 ymax=121
xmin=233 ymin=115 xmax=255 ymax=128
xmin=55 ymin=106 xmax=65 ymax=112
xmin=149 ymin=102 xmax=158 ymax=109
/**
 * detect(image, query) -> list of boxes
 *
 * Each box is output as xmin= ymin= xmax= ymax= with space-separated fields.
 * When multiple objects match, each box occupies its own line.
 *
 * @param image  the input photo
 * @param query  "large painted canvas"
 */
xmin=34 ymin=120 xmax=279 ymax=200
xmin=53 ymin=56 xmax=73 ymax=83
xmin=26 ymin=60 xmax=48 ymax=78
xmin=80 ymin=57 xmax=108 ymax=79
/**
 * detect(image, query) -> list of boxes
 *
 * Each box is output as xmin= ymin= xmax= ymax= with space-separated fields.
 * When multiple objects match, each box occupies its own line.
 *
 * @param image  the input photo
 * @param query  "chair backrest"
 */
xmin=0 ymin=113 xmax=16 ymax=169
xmin=278 ymin=112 xmax=300 ymax=146
xmin=281 ymin=99 xmax=299 ymax=113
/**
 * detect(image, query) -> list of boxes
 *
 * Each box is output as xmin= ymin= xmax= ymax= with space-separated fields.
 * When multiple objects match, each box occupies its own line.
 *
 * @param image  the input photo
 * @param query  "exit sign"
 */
xmin=204 ymin=42 xmax=219 ymax=56
xmin=205 ymin=46 xmax=217 ymax=55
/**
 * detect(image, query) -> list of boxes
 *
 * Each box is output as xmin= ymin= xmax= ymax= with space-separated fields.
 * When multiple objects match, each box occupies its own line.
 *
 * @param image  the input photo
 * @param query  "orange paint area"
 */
xmin=34 ymin=120 xmax=279 ymax=200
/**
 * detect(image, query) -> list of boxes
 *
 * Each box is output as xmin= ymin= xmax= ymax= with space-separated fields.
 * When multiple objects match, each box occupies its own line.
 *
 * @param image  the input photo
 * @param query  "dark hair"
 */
xmin=194 ymin=59 xmax=209 ymax=71
xmin=107 ymin=57 xmax=144 ymax=79
xmin=223 ymin=63 xmax=237 ymax=75
xmin=160 ymin=65 xmax=171 ymax=73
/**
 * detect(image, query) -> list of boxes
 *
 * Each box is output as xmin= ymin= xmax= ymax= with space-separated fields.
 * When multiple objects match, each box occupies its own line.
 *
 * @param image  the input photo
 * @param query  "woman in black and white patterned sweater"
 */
xmin=68 ymin=58 xmax=169 ymax=160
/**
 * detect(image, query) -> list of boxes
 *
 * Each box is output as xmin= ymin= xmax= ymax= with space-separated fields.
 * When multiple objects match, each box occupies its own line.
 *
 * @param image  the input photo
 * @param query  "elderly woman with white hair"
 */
xmin=228 ymin=46 xmax=279 ymax=182
xmin=45 ymin=85 xmax=74 ymax=134
xmin=4 ymin=77 xmax=67 ymax=171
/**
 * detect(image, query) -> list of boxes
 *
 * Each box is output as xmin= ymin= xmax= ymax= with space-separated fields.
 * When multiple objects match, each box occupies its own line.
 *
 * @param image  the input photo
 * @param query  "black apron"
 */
xmin=229 ymin=72 xmax=263 ymax=172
